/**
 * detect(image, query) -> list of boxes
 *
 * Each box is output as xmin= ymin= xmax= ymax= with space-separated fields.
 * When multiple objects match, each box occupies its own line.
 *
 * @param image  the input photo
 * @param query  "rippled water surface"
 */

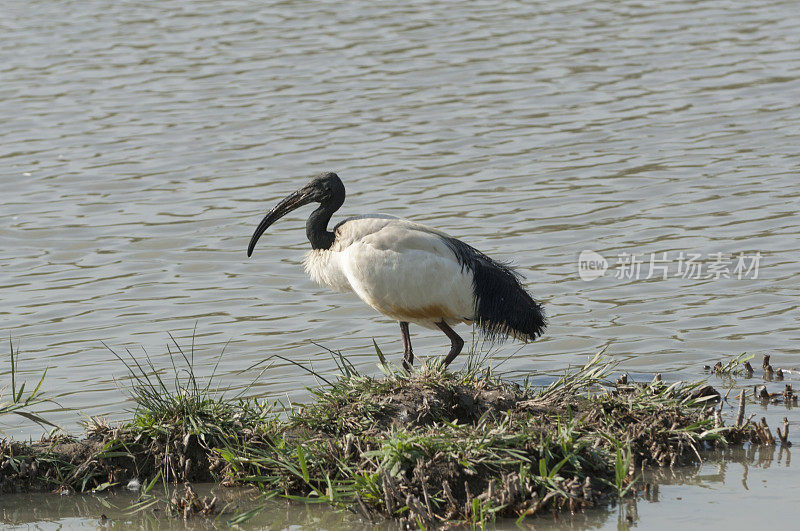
xmin=2 ymin=0 xmax=799 ymax=443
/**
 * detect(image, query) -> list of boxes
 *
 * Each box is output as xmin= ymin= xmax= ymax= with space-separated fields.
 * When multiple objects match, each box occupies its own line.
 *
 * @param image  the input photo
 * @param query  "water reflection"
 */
xmin=1 ymin=442 xmax=795 ymax=530
xmin=0 ymin=484 xmax=381 ymax=530
xmin=529 ymin=443 xmax=796 ymax=530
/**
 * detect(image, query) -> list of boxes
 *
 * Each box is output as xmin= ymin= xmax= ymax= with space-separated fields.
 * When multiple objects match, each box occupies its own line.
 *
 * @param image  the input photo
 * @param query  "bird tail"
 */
xmin=444 ymin=238 xmax=547 ymax=342
xmin=472 ymin=257 xmax=547 ymax=342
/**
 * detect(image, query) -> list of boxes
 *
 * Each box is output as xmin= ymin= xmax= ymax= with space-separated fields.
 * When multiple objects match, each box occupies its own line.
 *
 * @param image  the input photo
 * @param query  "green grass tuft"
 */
xmin=103 ymin=332 xmax=273 ymax=441
xmin=1 ymin=337 xmax=55 ymax=430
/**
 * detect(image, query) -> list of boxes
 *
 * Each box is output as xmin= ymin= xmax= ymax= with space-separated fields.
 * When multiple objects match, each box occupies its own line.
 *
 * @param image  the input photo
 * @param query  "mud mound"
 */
xmin=369 ymin=381 xmax=518 ymax=430
xmin=0 ymin=358 xmax=770 ymax=527
xmin=0 ymin=425 xmax=228 ymax=494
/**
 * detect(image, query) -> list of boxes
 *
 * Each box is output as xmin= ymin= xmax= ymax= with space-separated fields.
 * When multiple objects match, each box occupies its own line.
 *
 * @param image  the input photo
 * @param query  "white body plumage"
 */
xmin=303 ymin=215 xmax=475 ymax=330
xmin=247 ymin=172 xmax=545 ymax=368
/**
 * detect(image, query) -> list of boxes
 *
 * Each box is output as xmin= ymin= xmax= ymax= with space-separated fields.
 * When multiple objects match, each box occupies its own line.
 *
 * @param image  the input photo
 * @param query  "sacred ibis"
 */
xmin=247 ymin=172 xmax=546 ymax=369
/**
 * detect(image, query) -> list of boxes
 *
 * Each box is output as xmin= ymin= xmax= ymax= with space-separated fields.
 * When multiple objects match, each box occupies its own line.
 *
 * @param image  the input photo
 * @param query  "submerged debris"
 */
xmin=776 ymin=418 xmax=791 ymax=447
xmin=735 ymin=391 xmax=746 ymax=428
xmin=170 ymin=482 xmax=219 ymax=519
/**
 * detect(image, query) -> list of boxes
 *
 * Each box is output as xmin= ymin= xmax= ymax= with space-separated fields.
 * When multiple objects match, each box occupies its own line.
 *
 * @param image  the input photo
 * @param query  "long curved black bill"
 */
xmin=247 ymin=187 xmax=314 ymax=257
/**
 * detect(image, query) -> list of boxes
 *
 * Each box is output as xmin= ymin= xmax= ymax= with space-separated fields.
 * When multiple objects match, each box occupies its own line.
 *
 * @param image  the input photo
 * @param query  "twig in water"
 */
xmin=735 ymin=391 xmax=746 ymax=428
xmin=757 ymin=417 xmax=775 ymax=445
xmin=777 ymin=418 xmax=791 ymax=447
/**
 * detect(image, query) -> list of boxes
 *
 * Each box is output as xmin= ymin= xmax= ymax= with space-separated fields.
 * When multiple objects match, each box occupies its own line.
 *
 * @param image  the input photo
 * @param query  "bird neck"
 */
xmin=306 ymin=203 xmax=337 ymax=250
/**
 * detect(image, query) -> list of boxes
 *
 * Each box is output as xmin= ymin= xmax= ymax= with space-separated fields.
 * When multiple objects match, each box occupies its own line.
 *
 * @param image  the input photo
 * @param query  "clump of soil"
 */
xmin=0 ymin=423 xmax=229 ymax=494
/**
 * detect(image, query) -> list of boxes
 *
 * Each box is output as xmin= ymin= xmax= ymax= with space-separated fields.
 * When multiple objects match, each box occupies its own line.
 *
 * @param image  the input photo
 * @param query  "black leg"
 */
xmin=435 ymin=320 xmax=464 ymax=368
xmin=400 ymin=321 xmax=414 ymax=371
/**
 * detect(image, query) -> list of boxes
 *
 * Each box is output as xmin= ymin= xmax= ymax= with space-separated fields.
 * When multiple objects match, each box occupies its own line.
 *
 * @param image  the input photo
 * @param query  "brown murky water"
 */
xmin=1 ymin=0 xmax=799 ymax=527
